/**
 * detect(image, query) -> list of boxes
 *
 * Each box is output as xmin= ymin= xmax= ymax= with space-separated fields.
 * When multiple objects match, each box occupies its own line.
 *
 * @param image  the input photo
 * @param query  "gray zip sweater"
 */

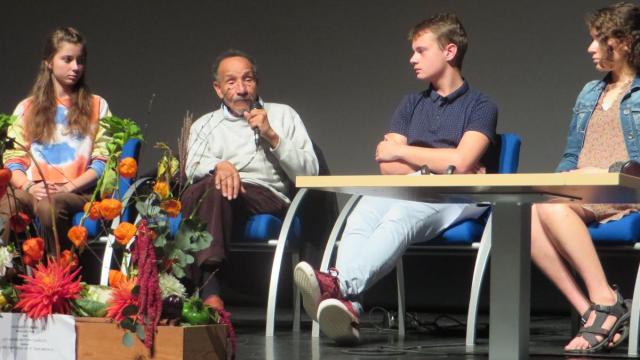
xmin=186 ymin=102 xmax=319 ymax=202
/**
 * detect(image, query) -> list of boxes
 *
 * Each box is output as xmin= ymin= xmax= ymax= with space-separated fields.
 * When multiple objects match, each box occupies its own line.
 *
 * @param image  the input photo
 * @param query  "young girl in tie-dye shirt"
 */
xmin=0 ymin=27 xmax=111 ymax=250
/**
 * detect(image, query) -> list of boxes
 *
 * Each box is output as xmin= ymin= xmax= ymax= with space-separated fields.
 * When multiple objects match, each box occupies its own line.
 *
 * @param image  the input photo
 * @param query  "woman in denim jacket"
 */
xmin=532 ymin=2 xmax=640 ymax=353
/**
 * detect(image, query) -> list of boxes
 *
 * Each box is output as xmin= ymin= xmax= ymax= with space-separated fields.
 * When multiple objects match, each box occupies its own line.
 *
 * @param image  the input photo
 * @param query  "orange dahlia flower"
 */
xmin=83 ymin=201 xmax=101 ymax=220
xmin=15 ymin=261 xmax=82 ymax=319
xmin=153 ymin=181 xmax=170 ymax=200
xmin=106 ymin=277 xmax=139 ymax=323
xmin=99 ymin=198 xmax=123 ymax=221
xmin=67 ymin=226 xmax=88 ymax=248
xmin=22 ymin=237 xmax=44 ymax=266
xmin=114 ymin=222 xmax=136 ymax=246
xmin=58 ymin=250 xmax=79 ymax=270
xmin=117 ymin=157 xmax=138 ymax=179
xmin=160 ymin=199 xmax=181 ymax=218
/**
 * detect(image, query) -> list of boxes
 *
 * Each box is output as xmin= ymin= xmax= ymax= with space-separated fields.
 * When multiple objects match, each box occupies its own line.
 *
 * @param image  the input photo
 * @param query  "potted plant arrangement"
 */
xmin=0 ymin=113 xmax=233 ymax=360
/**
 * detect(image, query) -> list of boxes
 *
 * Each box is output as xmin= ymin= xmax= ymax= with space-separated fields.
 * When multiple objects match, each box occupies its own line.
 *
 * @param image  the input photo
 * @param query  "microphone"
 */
xmin=249 ymin=101 xmax=263 ymax=147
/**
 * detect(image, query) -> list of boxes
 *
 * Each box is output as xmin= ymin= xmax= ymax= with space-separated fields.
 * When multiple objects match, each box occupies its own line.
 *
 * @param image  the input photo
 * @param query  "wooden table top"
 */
xmin=296 ymin=173 xmax=640 ymax=203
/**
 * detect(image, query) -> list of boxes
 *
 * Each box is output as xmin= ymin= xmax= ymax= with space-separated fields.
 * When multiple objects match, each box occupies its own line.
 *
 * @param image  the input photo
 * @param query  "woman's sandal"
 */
xmin=566 ymin=289 xmax=631 ymax=354
xmin=607 ymin=299 xmax=633 ymax=350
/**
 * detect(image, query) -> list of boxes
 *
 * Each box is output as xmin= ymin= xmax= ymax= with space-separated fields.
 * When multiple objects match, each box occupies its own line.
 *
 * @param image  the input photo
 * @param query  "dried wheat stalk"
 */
xmin=178 ymin=110 xmax=193 ymax=187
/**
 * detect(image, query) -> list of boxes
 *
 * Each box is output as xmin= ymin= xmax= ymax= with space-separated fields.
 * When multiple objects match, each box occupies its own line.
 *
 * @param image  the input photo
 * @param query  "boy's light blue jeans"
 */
xmin=335 ymin=196 xmax=486 ymax=302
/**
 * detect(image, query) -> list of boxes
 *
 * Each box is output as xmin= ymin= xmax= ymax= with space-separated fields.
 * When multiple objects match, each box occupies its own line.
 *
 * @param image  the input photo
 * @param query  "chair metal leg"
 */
xmin=313 ymin=195 xmax=362 ymax=338
xmin=99 ymin=235 xmax=115 ymax=285
xmin=466 ymin=211 xmax=492 ymax=348
xmin=98 ymin=178 xmax=150 ymax=286
xmin=292 ymin=251 xmax=301 ymax=333
xmin=396 ymin=258 xmax=406 ymax=338
xmin=266 ymin=189 xmax=308 ymax=337
xmin=628 ymin=260 xmax=640 ymax=356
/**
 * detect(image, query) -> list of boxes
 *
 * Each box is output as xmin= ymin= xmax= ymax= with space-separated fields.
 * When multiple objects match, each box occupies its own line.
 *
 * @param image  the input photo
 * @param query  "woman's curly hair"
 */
xmin=587 ymin=2 xmax=640 ymax=71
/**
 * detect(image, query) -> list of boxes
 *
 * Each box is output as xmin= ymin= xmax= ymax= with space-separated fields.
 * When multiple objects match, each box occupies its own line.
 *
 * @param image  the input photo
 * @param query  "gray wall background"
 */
xmin=2 ymin=0 xmax=634 ymax=312
xmin=1 ymin=0 xmax=615 ymax=176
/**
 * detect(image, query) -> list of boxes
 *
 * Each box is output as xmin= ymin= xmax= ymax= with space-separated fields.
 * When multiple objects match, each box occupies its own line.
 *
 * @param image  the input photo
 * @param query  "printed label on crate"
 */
xmin=0 ymin=313 xmax=76 ymax=360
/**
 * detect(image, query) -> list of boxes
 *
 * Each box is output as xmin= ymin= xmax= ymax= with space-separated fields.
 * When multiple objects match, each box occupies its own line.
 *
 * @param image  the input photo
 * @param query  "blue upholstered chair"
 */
xmin=72 ymin=139 xmax=142 ymax=237
xmin=589 ymin=210 xmax=640 ymax=356
xmin=71 ymin=138 xmax=142 ymax=285
xmin=232 ymin=142 xmax=337 ymax=336
xmin=312 ymin=133 xmax=522 ymax=341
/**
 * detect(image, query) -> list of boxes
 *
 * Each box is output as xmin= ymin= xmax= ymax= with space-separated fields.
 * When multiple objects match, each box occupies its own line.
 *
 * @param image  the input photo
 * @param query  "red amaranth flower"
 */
xmin=15 ymin=260 xmax=82 ymax=319
xmin=131 ymin=220 xmax=162 ymax=352
xmin=218 ymin=309 xmax=237 ymax=356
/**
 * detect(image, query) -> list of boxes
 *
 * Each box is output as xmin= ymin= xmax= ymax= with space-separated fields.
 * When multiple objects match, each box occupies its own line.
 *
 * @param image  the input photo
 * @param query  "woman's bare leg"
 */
xmin=533 ymin=203 xmax=620 ymax=350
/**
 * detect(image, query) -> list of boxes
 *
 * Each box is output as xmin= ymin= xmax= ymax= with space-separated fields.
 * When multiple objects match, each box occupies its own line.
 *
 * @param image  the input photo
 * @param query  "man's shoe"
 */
xmin=293 ymin=261 xmax=342 ymax=321
xmin=317 ymin=298 xmax=360 ymax=345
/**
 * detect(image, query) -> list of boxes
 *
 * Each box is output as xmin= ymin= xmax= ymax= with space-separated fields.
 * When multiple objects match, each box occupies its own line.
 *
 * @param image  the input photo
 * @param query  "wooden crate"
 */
xmin=75 ymin=317 xmax=228 ymax=360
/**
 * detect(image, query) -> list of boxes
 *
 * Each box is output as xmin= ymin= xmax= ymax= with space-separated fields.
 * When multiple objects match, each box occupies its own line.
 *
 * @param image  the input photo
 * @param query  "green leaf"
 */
xmin=135 ymin=323 xmax=145 ymax=341
xmin=72 ymin=299 xmax=108 ymax=317
xmin=135 ymin=199 xmax=160 ymax=218
xmin=173 ymin=224 xmax=193 ymax=250
xmin=153 ymin=233 xmax=167 ymax=247
xmin=0 ymin=114 xmax=17 ymax=130
xmin=157 ymin=154 xmax=179 ymax=180
xmin=189 ymin=231 xmax=213 ymax=252
xmin=122 ymin=304 xmax=138 ymax=317
xmin=171 ymin=263 xmax=186 ymax=278
xmin=170 ymin=250 xmax=191 ymax=267
xmin=120 ymin=317 xmax=136 ymax=332
xmin=122 ymin=331 xmax=134 ymax=347
xmin=99 ymin=167 xmax=118 ymax=199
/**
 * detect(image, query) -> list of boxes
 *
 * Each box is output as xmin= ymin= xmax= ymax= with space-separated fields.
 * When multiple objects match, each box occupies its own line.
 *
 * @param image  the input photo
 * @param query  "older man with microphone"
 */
xmin=183 ymin=49 xmax=319 ymax=310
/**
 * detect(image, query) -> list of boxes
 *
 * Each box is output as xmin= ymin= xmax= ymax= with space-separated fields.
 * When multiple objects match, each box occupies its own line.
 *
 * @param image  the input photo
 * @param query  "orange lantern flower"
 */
xmin=83 ymin=201 xmax=101 ymax=220
xmin=67 ymin=226 xmax=88 ymax=248
xmin=58 ymin=250 xmax=79 ymax=270
xmin=160 ymin=199 xmax=181 ymax=218
xmin=117 ymin=157 xmax=138 ymax=179
xmin=153 ymin=181 xmax=170 ymax=200
xmin=9 ymin=212 xmax=31 ymax=233
xmin=114 ymin=222 xmax=137 ymax=246
xmin=99 ymin=199 xmax=123 ymax=221
xmin=108 ymin=270 xmax=128 ymax=288
xmin=22 ymin=237 xmax=45 ymax=266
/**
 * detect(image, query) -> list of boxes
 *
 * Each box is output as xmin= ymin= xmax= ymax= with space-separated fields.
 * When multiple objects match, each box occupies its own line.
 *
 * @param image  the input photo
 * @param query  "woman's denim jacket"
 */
xmin=556 ymin=74 xmax=640 ymax=172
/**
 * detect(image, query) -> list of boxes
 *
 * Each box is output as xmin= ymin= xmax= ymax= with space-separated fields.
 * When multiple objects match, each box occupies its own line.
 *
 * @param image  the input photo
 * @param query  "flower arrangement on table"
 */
xmin=0 ymin=113 xmax=232 ymax=357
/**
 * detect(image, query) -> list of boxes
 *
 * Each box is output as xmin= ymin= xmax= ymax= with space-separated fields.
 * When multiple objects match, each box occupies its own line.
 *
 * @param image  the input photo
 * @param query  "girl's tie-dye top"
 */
xmin=3 ymin=95 xmax=111 ymax=184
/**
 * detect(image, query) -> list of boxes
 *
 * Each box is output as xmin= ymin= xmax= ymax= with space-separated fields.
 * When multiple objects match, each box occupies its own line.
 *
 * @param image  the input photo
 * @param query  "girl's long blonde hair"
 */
xmin=25 ymin=27 xmax=93 ymax=143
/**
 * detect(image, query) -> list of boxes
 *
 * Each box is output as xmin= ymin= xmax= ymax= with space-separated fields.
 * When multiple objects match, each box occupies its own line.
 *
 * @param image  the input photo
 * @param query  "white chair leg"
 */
xmin=98 ymin=177 xmax=150 ymax=285
xmin=99 ymin=235 xmax=115 ymax=285
xmin=292 ymin=251 xmax=301 ymax=333
xmin=396 ymin=258 xmax=406 ymax=338
xmin=466 ymin=211 xmax=492 ymax=347
xmin=628 ymin=260 xmax=640 ymax=356
xmin=266 ymin=189 xmax=308 ymax=337
xmin=313 ymin=195 xmax=362 ymax=338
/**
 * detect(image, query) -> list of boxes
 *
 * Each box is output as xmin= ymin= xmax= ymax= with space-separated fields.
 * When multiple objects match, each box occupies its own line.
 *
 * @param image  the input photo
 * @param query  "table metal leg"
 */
xmin=489 ymin=203 xmax=531 ymax=359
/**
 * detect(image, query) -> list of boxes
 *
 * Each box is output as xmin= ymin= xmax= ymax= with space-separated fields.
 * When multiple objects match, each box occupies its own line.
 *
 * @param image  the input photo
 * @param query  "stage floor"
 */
xmin=229 ymin=307 xmax=635 ymax=359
